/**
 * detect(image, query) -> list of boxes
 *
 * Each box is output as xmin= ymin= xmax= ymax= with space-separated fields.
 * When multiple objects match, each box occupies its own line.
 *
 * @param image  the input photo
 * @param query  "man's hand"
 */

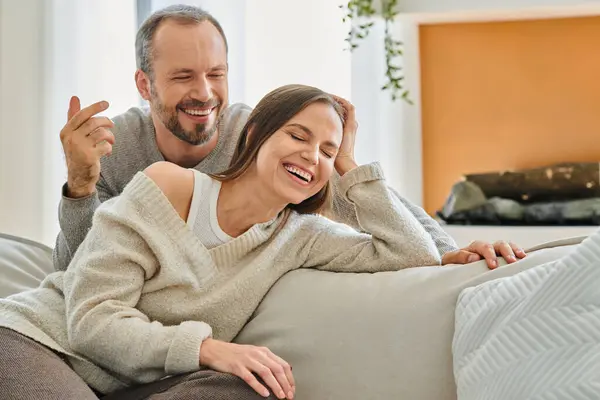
xmin=200 ymin=338 xmax=295 ymax=399
xmin=442 ymin=240 xmax=527 ymax=269
xmin=60 ymin=96 xmax=115 ymax=198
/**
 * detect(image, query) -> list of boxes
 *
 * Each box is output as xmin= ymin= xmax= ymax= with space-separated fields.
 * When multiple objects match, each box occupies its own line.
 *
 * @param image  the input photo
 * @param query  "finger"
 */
xmin=466 ymin=252 xmax=482 ymax=263
xmin=94 ymin=140 xmax=113 ymax=158
xmin=68 ymin=96 xmax=81 ymax=121
xmin=329 ymin=94 xmax=348 ymax=107
xmin=339 ymin=100 xmax=356 ymax=123
xmin=494 ymin=241 xmax=517 ymax=263
xmin=68 ymin=101 xmax=110 ymax=131
xmin=511 ymin=242 xmax=527 ymax=259
xmin=87 ymin=127 xmax=115 ymax=146
xmin=468 ymin=241 xmax=498 ymax=269
xmin=252 ymin=360 xmax=285 ymax=399
xmin=329 ymin=95 xmax=355 ymax=117
xmin=442 ymin=250 xmax=477 ymax=265
xmin=270 ymin=353 xmax=295 ymax=392
xmin=78 ymin=116 xmax=114 ymax=137
xmin=265 ymin=353 xmax=294 ymax=398
xmin=238 ymin=368 xmax=271 ymax=398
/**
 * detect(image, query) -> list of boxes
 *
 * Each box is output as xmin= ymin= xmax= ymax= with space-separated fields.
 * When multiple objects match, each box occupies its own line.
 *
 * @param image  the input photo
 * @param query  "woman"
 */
xmin=0 ymin=85 xmax=508 ymax=400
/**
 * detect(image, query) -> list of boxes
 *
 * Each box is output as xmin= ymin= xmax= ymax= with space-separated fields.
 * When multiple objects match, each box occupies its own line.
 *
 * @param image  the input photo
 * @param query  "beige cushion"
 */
xmin=0 ymin=233 xmax=53 ymax=298
xmin=234 ymin=238 xmax=583 ymax=400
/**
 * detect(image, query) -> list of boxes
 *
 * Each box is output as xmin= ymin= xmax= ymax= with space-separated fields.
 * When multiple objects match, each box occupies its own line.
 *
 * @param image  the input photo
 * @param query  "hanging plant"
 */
xmin=341 ymin=0 xmax=412 ymax=104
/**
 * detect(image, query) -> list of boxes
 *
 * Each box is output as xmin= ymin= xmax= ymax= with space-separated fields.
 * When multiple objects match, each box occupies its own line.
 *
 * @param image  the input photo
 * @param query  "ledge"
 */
xmin=441 ymin=224 xmax=598 ymax=249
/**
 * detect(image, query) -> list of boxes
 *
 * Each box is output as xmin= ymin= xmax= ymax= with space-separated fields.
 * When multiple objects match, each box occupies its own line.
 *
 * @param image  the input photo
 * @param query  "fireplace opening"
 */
xmin=437 ymin=162 xmax=600 ymax=226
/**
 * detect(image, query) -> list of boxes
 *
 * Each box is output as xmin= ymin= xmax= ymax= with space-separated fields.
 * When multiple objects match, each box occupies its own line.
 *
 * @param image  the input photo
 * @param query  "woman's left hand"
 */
xmin=330 ymin=94 xmax=358 ymax=175
xmin=442 ymin=240 xmax=527 ymax=269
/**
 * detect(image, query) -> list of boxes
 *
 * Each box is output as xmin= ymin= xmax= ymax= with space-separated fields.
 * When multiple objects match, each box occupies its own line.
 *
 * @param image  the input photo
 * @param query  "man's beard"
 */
xmin=151 ymin=89 xmax=221 ymax=146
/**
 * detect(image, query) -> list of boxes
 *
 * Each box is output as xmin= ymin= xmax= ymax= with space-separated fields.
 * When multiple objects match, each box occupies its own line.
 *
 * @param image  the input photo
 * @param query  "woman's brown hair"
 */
xmin=211 ymin=84 xmax=344 ymax=215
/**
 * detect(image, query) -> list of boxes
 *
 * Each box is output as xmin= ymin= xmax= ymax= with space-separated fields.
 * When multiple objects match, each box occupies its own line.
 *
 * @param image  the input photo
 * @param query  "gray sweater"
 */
xmin=0 ymin=163 xmax=441 ymax=393
xmin=53 ymin=103 xmax=457 ymax=271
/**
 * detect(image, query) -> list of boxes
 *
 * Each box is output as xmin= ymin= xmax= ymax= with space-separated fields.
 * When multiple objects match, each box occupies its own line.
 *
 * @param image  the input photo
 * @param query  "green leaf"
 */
xmin=342 ymin=0 xmax=413 ymax=105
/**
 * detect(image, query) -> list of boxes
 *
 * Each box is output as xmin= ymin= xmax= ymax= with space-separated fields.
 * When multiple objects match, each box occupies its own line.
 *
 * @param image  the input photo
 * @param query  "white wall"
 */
xmin=397 ymin=0 xmax=597 ymax=13
xmin=244 ymin=0 xmax=351 ymax=107
xmin=0 ymin=0 xmax=138 ymax=245
xmin=0 ymin=0 xmax=45 ymax=242
xmin=350 ymin=17 xmax=421 ymax=204
xmin=42 ymin=0 xmax=138 ymax=246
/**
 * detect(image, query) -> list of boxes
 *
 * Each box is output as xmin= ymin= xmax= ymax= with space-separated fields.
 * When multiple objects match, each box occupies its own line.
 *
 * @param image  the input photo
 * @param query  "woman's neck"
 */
xmin=217 ymin=172 xmax=286 ymax=237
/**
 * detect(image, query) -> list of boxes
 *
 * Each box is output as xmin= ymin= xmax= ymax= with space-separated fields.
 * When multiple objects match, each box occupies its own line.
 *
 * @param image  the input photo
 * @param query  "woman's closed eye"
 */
xmin=321 ymin=149 xmax=334 ymax=159
xmin=289 ymin=133 xmax=306 ymax=141
xmin=288 ymin=131 xmax=335 ymax=158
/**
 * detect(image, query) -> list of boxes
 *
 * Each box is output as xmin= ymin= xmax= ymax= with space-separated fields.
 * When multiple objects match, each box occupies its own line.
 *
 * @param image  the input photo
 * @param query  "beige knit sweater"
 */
xmin=0 ymin=163 xmax=440 ymax=394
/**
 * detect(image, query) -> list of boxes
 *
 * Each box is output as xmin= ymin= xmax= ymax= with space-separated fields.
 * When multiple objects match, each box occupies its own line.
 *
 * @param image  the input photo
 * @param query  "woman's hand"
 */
xmin=330 ymin=95 xmax=358 ymax=176
xmin=442 ymin=240 xmax=527 ymax=269
xmin=199 ymin=338 xmax=295 ymax=399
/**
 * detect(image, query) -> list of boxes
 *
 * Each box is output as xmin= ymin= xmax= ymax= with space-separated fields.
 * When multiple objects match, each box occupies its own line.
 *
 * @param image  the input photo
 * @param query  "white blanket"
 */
xmin=453 ymin=232 xmax=600 ymax=399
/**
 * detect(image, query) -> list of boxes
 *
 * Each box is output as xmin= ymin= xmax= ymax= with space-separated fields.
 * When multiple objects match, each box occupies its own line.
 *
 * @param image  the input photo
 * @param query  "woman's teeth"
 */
xmin=284 ymin=165 xmax=312 ymax=182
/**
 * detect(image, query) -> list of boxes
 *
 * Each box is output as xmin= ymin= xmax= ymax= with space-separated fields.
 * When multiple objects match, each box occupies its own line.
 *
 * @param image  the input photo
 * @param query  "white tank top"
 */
xmin=186 ymin=170 xmax=233 ymax=249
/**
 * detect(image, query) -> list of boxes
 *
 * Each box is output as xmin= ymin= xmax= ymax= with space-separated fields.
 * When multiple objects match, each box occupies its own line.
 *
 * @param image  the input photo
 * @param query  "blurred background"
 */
xmin=2 ymin=0 xmax=600 ymax=248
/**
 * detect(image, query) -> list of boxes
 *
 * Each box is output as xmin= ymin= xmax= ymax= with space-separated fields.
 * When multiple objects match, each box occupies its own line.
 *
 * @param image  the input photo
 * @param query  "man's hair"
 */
xmin=211 ymin=84 xmax=345 ymax=215
xmin=135 ymin=4 xmax=228 ymax=79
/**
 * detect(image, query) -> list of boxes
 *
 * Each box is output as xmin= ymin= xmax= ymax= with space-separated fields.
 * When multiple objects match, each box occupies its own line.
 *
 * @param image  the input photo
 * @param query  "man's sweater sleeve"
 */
xmin=62 ymin=191 xmax=212 ymax=384
xmin=328 ymin=168 xmax=458 ymax=257
xmin=387 ymin=185 xmax=459 ymax=255
xmin=52 ymin=176 xmax=113 ymax=272
xmin=304 ymin=163 xmax=442 ymax=272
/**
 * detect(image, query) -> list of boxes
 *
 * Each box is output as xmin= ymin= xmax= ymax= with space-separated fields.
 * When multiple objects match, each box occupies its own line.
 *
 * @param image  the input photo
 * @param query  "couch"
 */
xmin=0 ymin=232 xmax=587 ymax=399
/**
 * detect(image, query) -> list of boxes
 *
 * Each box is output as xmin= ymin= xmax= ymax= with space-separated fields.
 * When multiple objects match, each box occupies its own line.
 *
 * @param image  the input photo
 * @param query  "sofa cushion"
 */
xmin=453 ymin=235 xmax=600 ymax=400
xmin=234 ymin=241 xmax=581 ymax=400
xmin=0 ymin=233 xmax=53 ymax=298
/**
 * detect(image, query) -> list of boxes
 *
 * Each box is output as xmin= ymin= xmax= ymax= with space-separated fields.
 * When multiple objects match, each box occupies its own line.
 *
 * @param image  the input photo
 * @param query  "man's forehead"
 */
xmin=152 ymin=20 xmax=227 ymax=61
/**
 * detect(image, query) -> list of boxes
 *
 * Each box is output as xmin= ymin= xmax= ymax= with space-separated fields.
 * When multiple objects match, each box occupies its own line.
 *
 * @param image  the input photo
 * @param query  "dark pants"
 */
xmin=0 ymin=327 xmax=275 ymax=400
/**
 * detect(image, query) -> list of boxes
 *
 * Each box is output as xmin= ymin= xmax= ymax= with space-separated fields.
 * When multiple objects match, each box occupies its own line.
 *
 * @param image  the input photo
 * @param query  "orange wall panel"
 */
xmin=420 ymin=16 xmax=600 ymax=216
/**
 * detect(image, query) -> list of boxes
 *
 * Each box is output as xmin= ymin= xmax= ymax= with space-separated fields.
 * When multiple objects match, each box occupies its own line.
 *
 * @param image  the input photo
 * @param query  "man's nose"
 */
xmin=191 ymin=76 xmax=212 ymax=102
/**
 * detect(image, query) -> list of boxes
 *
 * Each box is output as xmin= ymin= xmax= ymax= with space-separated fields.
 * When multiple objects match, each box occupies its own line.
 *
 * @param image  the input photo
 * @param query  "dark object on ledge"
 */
xmin=438 ymin=196 xmax=600 ymax=226
xmin=438 ymin=180 xmax=600 ymax=226
xmin=464 ymin=162 xmax=600 ymax=203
